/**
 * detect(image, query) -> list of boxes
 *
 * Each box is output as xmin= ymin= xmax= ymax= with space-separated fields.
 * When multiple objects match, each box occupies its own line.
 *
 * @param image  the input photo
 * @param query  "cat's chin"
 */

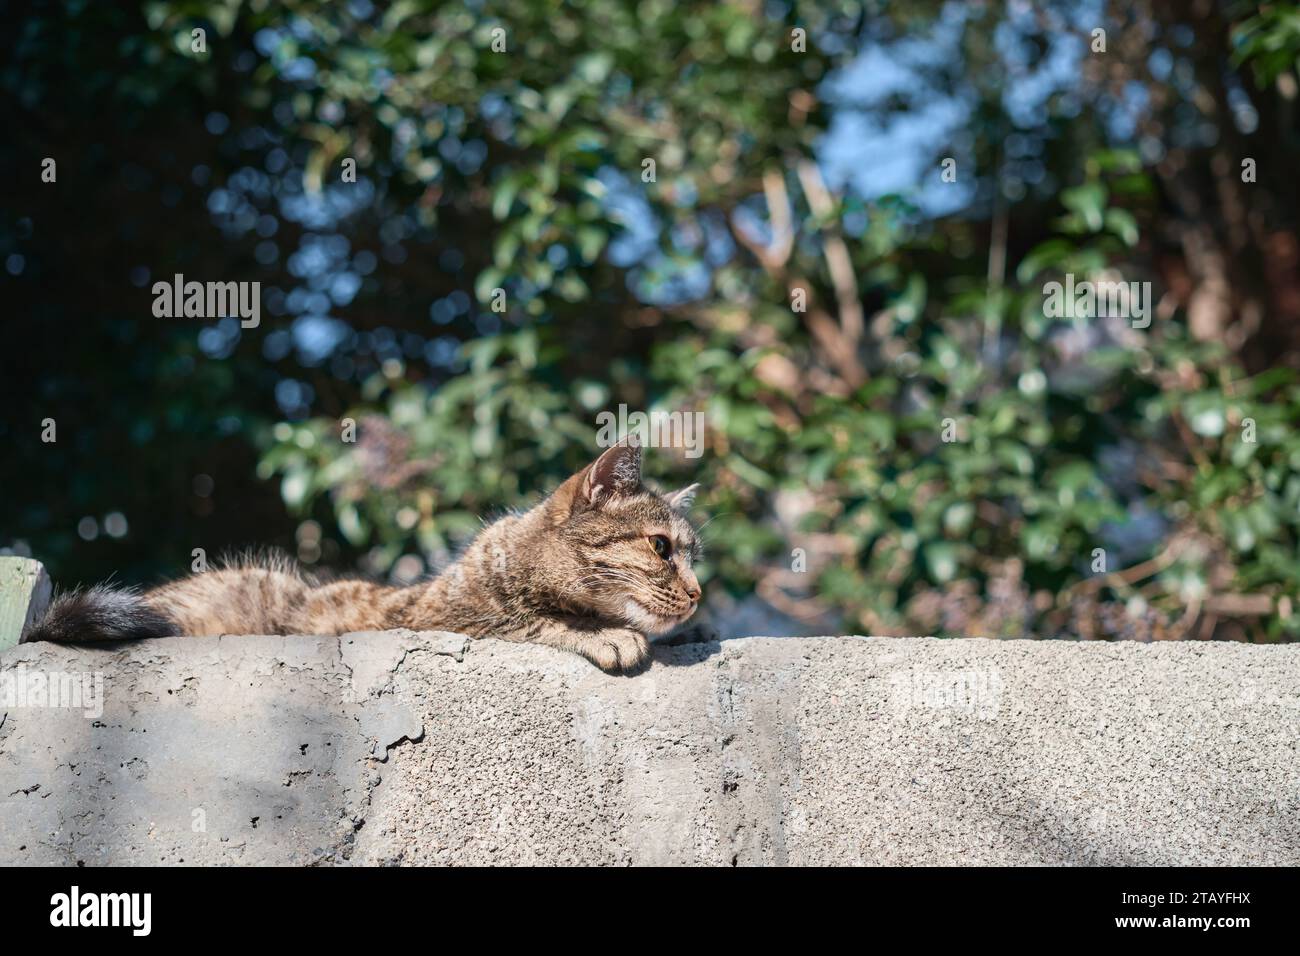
xmin=621 ymin=598 xmax=691 ymax=636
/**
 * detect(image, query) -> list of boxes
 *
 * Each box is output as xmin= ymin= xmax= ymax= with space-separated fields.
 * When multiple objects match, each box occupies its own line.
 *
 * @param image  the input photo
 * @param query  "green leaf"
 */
xmin=1016 ymin=239 xmax=1074 ymax=283
xmin=1061 ymin=183 xmax=1107 ymax=231
xmin=924 ymin=542 xmax=959 ymax=583
xmin=1105 ymin=208 xmax=1139 ymax=246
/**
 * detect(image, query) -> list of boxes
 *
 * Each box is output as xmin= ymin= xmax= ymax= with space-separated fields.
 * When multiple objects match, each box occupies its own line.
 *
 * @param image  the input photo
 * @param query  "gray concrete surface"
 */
xmin=1 ymin=632 xmax=1296 ymax=865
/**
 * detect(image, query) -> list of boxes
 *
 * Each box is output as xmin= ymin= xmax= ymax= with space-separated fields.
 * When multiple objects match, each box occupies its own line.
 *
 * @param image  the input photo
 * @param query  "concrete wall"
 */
xmin=1 ymin=632 xmax=1296 ymax=865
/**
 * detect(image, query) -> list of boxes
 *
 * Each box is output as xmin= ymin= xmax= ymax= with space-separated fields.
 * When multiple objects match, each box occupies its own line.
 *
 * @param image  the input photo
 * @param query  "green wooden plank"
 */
xmin=0 ymin=557 xmax=52 ymax=651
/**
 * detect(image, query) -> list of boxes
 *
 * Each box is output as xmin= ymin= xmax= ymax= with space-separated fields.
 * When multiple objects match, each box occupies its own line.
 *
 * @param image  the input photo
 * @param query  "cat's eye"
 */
xmin=650 ymin=535 xmax=672 ymax=560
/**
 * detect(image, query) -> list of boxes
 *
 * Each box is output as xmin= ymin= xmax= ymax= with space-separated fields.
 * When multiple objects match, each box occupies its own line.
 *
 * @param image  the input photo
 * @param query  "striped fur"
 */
xmin=24 ymin=442 xmax=704 ymax=671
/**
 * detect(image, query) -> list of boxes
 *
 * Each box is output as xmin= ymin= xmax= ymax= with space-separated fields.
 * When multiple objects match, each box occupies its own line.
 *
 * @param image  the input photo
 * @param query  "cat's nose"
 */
xmin=680 ymin=569 xmax=701 ymax=604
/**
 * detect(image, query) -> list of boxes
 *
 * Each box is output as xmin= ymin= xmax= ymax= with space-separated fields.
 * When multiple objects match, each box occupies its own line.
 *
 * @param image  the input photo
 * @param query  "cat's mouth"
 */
xmin=622 ymin=597 xmax=694 ymax=635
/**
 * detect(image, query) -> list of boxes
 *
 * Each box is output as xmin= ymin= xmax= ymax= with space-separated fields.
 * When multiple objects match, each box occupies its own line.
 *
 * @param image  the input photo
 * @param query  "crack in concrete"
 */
xmin=3 ymin=634 xmax=1298 ymax=865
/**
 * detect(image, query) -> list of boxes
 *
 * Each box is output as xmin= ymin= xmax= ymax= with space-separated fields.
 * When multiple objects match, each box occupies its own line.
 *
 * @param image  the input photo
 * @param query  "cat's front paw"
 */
xmin=582 ymin=628 xmax=650 ymax=673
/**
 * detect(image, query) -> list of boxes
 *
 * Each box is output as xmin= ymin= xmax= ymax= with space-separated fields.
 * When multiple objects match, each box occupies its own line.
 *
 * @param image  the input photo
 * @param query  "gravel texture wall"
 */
xmin=1 ymin=632 xmax=1296 ymax=865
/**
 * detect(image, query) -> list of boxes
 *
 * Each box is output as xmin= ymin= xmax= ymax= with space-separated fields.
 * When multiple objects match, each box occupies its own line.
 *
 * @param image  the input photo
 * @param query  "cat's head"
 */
xmin=547 ymin=439 xmax=702 ymax=635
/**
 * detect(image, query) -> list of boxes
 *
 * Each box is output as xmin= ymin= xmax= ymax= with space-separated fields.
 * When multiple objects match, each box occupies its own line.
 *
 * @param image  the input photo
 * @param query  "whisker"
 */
xmin=693 ymin=511 xmax=737 ymax=533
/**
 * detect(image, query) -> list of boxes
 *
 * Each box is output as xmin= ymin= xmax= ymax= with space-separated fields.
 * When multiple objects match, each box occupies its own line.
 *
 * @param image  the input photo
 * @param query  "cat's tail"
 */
xmin=22 ymin=585 xmax=178 ymax=644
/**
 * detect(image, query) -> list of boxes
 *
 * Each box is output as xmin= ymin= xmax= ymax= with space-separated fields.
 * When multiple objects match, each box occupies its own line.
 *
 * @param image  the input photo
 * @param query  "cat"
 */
xmin=23 ymin=439 xmax=713 ymax=672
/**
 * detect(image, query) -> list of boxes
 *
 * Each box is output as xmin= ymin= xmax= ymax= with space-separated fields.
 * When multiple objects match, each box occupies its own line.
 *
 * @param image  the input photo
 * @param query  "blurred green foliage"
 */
xmin=5 ymin=1 xmax=1300 ymax=641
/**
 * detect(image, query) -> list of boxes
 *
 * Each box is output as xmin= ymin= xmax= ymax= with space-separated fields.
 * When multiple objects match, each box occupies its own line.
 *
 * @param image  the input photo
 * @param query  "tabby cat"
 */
xmin=24 ymin=440 xmax=708 ymax=672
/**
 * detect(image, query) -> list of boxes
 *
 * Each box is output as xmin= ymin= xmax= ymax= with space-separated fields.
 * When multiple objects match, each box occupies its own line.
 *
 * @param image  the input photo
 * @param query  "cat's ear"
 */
xmin=580 ymin=438 xmax=642 ymax=507
xmin=663 ymin=483 xmax=699 ymax=512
